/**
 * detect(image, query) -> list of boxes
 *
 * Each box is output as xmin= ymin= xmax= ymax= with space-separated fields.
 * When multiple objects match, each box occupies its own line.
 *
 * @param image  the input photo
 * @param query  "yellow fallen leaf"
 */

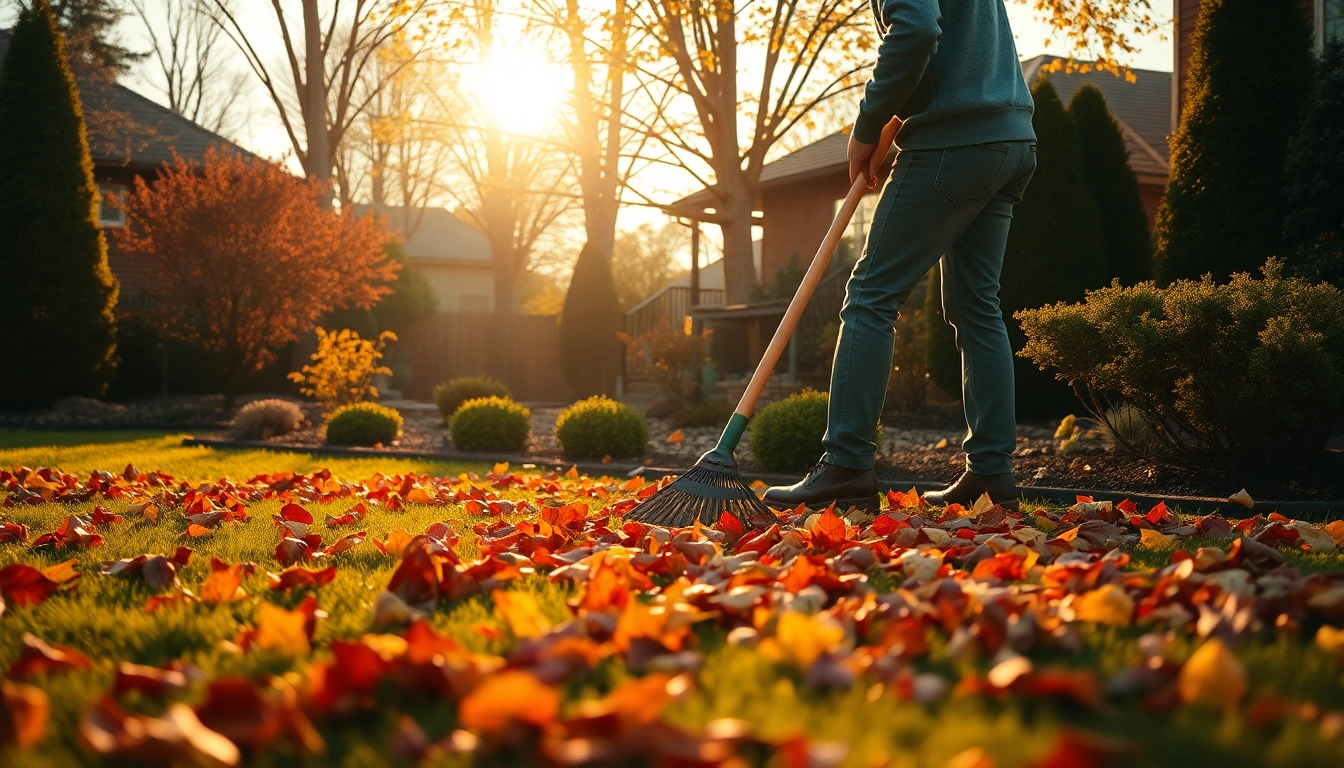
xmin=969 ymin=493 xmax=994 ymax=516
xmin=1228 ymin=488 xmax=1254 ymax=508
xmin=254 ymin=602 xmax=310 ymax=655
xmin=492 ymin=462 xmax=509 ymax=475
xmin=1326 ymin=520 xmax=1344 ymax=547
xmin=1033 ymin=514 xmax=1058 ymax=532
xmin=404 ymin=487 xmax=433 ymax=504
xmin=763 ymin=611 xmax=846 ymax=668
xmin=667 ymin=430 xmax=685 ymax=444
xmin=41 ymin=559 xmax=80 ymax=585
xmin=377 ymin=529 xmax=414 ymax=558
xmin=1054 ymin=414 xmax=1077 ymax=440
xmin=1316 ymin=625 xmax=1344 ymax=664
xmin=200 ymin=565 xmax=247 ymax=605
xmin=1139 ymin=528 xmax=1177 ymax=549
xmin=1178 ymin=639 xmax=1246 ymax=707
xmin=566 ymin=466 xmax=579 ymax=479
xmin=1071 ymin=584 xmax=1134 ymax=626
xmin=935 ymin=438 xmax=949 ymax=450
xmin=491 ymin=590 xmax=552 ymax=639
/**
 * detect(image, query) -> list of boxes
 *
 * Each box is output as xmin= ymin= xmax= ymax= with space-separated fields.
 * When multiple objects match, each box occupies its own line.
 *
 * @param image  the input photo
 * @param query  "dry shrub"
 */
xmin=231 ymin=399 xmax=304 ymax=439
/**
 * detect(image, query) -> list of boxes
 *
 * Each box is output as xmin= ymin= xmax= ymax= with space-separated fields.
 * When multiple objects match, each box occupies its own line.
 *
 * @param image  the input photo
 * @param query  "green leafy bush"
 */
xmin=749 ymin=389 xmax=882 ymax=473
xmin=1016 ymin=260 xmax=1344 ymax=468
xmin=677 ymin=398 xmax=735 ymax=428
xmin=231 ymin=399 xmax=304 ymax=439
xmin=434 ymin=375 xmax=510 ymax=423
xmin=554 ymin=395 xmax=648 ymax=459
xmin=450 ymin=396 xmax=530 ymax=453
xmin=324 ymin=402 xmax=403 ymax=446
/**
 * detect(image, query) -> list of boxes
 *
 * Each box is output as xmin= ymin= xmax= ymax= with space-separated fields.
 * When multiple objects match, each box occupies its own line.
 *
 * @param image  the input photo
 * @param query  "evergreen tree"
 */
xmin=372 ymin=242 xmax=439 ymax=332
xmin=559 ymin=242 xmax=622 ymax=398
xmin=1069 ymin=84 xmax=1152 ymax=285
xmin=1282 ymin=38 xmax=1344 ymax=286
xmin=924 ymin=265 xmax=961 ymax=398
xmin=0 ymin=0 xmax=119 ymax=408
xmin=1000 ymin=77 xmax=1106 ymax=416
xmin=1155 ymin=0 xmax=1313 ymax=283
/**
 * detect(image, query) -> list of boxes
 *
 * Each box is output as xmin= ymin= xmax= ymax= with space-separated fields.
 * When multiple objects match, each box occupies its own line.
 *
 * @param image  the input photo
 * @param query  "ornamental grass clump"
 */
xmin=749 ymin=389 xmax=882 ymax=473
xmin=450 ymin=397 xmax=530 ymax=453
xmin=230 ymin=399 xmax=304 ymax=440
xmin=554 ymin=396 xmax=648 ymax=459
xmin=434 ymin=375 xmax=510 ymax=423
xmin=324 ymin=402 xmax=402 ymax=446
xmin=1016 ymin=260 xmax=1344 ymax=468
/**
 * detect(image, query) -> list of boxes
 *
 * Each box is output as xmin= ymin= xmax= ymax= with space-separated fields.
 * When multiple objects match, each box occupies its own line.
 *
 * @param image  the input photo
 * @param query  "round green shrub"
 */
xmin=450 ymin=396 xmax=530 ymax=453
xmin=554 ymin=395 xmax=648 ymax=459
xmin=434 ymin=375 xmax=510 ymax=423
xmin=324 ymin=402 xmax=403 ymax=446
xmin=749 ymin=389 xmax=882 ymax=473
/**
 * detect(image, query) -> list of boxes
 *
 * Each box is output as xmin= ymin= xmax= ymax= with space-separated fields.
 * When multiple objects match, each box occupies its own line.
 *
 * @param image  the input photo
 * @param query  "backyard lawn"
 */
xmin=1 ymin=431 xmax=1343 ymax=767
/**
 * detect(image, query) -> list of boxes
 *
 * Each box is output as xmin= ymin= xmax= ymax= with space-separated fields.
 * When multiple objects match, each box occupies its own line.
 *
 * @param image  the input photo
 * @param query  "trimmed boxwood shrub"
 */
xmin=749 ymin=389 xmax=882 ymax=473
xmin=1016 ymin=260 xmax=1344 ymax=469
xmin=434 ymin=375 xmax=510 ymax=423
xmin=324 ymin=402 xmax=403 ymax=446
xmin=554 ymin=395 xmax=648 ymax=459
xmin=450 ymin=396 xmax=530 ymax=453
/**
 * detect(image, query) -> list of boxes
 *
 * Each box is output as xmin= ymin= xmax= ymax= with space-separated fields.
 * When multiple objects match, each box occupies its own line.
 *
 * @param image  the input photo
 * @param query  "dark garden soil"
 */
xmin=0 ymin=395 xmax=234 ymax=430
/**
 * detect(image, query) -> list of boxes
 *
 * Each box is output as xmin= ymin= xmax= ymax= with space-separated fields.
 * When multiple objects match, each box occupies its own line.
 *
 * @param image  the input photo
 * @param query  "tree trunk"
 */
xmin=302 ymin=0 xmax=332 ymax=207
xmin=715 ymin=172 xmax=758 ymax=304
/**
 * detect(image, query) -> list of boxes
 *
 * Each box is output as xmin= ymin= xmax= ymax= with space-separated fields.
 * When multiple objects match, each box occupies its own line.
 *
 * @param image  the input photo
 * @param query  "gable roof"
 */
xmin=356 ymin=205 xmax=492 ymax=263
xmin=0 ymin=27 xmax=248 ymax=170
xmin=673 ymin=55 xmax=1172 ymax=208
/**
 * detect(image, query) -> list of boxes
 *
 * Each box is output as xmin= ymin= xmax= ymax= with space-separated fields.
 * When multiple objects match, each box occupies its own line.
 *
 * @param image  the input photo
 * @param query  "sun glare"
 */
xmin=472 ymin=43 xmax=568 ymax=137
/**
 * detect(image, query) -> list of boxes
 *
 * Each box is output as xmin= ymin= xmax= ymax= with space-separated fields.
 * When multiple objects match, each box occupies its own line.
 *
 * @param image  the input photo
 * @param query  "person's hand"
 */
xmin=847 ymin=130 xmax=883 ymax=189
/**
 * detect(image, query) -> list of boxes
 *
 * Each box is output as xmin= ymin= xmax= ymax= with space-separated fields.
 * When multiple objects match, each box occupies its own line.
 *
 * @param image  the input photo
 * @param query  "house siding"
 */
xmin=760 ymin=175 xmax=866 ymax=283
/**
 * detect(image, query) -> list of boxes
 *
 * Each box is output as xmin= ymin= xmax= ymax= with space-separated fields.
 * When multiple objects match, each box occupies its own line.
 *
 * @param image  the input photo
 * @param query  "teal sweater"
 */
xmin=854 ymin=0 xmax=1035 ymax=149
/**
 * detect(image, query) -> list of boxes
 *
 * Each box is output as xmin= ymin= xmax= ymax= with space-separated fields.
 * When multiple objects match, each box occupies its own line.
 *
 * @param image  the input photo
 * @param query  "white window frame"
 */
xmin=97 ymin=182 xmax=126 ymax=228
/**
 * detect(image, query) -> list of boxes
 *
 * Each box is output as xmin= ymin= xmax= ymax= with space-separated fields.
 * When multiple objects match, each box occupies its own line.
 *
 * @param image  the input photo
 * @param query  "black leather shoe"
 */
xmin=924 ymin=471 xmax=1020 ymax=512
xmin=763 ymin=462 xmax=880 ymax=513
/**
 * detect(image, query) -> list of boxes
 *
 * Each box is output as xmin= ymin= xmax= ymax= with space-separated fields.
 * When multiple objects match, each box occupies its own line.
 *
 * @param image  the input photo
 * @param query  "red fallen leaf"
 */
xmin=278 ymin=502 xmax=313 ymax=524
xmin=736 ymin=524 xmax=781 ymax=556
xmin=309 ymin=640 xmax=392 ymax=714
xmin=9 ymin=633 xmax=94 ymax=679
xmin=88 ymin=506 xmax=123 ymax=526
xmin=30 ymin=514 xmax=102 ymax=549
xmin=322 ymin=530 xmax=367 ymax=557
xmin=716 ymin=511 xmax=745 ymax=538
xmin=870 ymin=514 xmax=909 ymax=537
xmin=275 ymin=534 xmax=323 ymax=566
xmin=1195 ymin=514 xmax=1234 ymax=539
xmin=404 ymin=619 xmax=467 ymax=664
xmin=111 ymin=662 xmax=188 ymax=699
xmin=183 ymin=510 xmax=224 ymax=528
xmin=194 ymin=677 xmax=324 ymax=754
xmin=325 ymin=503 xmax=367 ymax=527
xmin=1268 ymin=511 xmax=1291 ymax=523
xmin=1253 ymin=522 xmax=1301 ymax=548
xmin=971 ymin=552 xmax=1032 ymax=581
xmin=209 ymin=556 xmax=257 ymax=578
xmin=79 ymin=696 xmax=240 ymax=765
xmin=0 ymin=521 xmax=28 ymax=543
xmin=1029 ymin=727 xmax=1131 ymax=768
xmin=145 ymin=591 xmax=197 ymax=612
xmin=810 ymin=503 xmax=847 ymax=551
xmin=268 ymin=565 xmax=338 ymax=591
xmin=0 ymin=563 xmax=77 ymax=606
xmin=387 ymin=538 xmax=449 ymax=605
xmin=1116 ymin=498 xmax=1138 ymax=515
xmin=0 ymin=680 xmax=50 ymax=747
xmin=472 ymin=623 xmax=504 ymax=641
xmin=101 ymin=547 xmax=193 ymax=592
xmin=1144 ymin=501 xmax=1171 ymax=526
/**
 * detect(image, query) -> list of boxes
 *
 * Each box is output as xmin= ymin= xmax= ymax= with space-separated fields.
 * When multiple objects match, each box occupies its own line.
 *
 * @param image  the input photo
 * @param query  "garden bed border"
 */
xmin=182 ymin=436 xmax=1344 ymax=520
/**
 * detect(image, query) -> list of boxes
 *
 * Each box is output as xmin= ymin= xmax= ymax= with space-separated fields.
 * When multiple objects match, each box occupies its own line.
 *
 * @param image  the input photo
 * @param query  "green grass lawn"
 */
xmin=1 ymin=431 xmax=1343 ymax=767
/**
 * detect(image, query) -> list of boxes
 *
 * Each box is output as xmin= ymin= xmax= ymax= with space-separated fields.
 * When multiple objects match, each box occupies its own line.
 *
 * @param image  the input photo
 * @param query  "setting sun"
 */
xmin=471 ymin=42 xmax=569 ymax=136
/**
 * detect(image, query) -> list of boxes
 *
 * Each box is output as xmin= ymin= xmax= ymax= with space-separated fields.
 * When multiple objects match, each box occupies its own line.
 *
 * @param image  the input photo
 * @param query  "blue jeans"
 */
xmin=822 ymin=141 xmax=1036 ymax=475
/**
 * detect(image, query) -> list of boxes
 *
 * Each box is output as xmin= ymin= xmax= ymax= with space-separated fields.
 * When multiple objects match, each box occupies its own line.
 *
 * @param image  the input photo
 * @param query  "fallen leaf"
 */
xmin=667 ymin=430 xmax=685 ymax=444
xmin=0 ymin=680 xmax=49 ymax=747
xmin=491 ymin=590 xmax=552 ymax=639
xmin=457 ymin=671 xmax=559 ymax=734
xmin=1177 ymin=639 xmax=1246 ymax=707
xmin=79 ymin=698 xmax=240 ymax=766
xmin=200 ymin=564 xmax=248 ymax=605
xmin=253 ymin=602 xmax=313 ymax=655
xmin=1071 ymin=584 xmax=1134 ymax=626
xmin=1139 ymin=528 xmax=1176 ymax=549
xmin=9 ymin=634 xmax=94 ymax=679
xmin=1228 ymin=489 xmax=1254 ymax=509
xmin=268 ymin=566 xmax=338 ymax=592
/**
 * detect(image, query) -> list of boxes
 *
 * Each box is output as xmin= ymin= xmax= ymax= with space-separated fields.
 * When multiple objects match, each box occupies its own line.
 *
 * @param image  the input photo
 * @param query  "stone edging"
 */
xmin=182 ymin=436 xmax=1344 ymax=521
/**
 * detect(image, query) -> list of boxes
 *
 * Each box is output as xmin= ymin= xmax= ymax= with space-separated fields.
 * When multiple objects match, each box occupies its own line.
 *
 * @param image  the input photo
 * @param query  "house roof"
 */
xmin=673 ymin=55 xmax=1172 ymax=208
xmin=356 ymin=205 xmax=493 ymax=263
xmin=0 ymin=28 xmax=247 ymax=170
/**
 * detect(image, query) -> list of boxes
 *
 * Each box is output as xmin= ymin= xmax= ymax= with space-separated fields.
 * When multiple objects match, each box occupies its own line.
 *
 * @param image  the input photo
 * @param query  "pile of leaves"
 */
xmin=2 ymin=462 xmax=1344 ymax=766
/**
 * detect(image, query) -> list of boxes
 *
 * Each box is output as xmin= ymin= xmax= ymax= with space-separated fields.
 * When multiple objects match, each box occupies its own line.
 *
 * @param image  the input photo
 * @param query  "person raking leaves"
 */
xmin=763 ymin=0 xmax=1037 ymax=514
xmin=627 ymin=0 xmax=1035 ymax=527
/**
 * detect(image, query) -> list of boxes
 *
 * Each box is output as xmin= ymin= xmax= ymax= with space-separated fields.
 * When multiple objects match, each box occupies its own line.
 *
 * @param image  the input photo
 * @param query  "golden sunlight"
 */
xmin=471 ymin=42 xmax=569 ymax=137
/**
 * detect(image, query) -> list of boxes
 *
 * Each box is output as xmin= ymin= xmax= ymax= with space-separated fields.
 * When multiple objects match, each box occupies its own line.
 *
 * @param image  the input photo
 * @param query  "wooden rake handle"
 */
xmin=733 ymin=117 xmax=902 ymax=419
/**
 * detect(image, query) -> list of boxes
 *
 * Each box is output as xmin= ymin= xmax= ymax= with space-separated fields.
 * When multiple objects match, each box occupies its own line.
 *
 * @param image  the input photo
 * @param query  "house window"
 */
xmin=1326 ymin=0 xmax=1344 ymax=42
xmin=458 ymin=293 xmax=491 ymax=313
xmin=97 ymin=183 xmax=126 ymax=228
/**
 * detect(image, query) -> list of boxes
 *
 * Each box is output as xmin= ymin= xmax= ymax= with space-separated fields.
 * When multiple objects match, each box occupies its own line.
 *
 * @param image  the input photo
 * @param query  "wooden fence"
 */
xmin=399 ymin=312 xmax=573 ymax=403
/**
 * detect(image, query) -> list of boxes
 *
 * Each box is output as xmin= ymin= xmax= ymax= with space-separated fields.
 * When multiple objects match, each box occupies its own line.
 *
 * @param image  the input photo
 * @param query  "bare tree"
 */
xmin=631 ymin=0 xmax=874 ymax=304
xmin=200 ymin=0 xmax=440 ymax=204
xmin=336 ymin=38 xmax=451 ymax=236
xmin=127 ymin=0 xmax=245 ymax=135
xmin=436 ymin=0 xmax=578 ymax=316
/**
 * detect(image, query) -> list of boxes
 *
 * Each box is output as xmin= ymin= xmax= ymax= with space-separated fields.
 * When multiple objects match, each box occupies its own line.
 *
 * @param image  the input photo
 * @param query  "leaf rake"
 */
xmin=627 ymin=118 xmax=902 ymax=528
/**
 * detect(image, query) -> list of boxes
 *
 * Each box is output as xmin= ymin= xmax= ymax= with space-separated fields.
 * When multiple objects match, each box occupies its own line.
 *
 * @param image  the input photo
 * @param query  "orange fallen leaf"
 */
xmin=1178 ymin=639 xmax=1246 ymax=707
xmin=457 ymin=671 xmax=559 ymax=734
xmin=491 ymin=590 xmax=551 ymax=639
xmin=667 ymin=430 xmax=685 ymax=444
xmin=0 ymin=680 xmax=49 ymax=747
